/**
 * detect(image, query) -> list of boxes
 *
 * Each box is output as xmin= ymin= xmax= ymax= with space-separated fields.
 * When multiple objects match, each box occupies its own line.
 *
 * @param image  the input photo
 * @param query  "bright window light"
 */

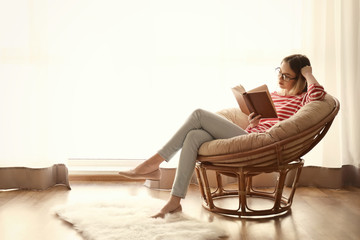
xmin=0 ymin=0 xmax=303 ymax=161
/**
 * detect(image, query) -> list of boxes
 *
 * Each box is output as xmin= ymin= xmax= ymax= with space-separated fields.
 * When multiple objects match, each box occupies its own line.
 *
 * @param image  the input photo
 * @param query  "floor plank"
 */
xmin=0 ymin=182 xmax=359 ymax=240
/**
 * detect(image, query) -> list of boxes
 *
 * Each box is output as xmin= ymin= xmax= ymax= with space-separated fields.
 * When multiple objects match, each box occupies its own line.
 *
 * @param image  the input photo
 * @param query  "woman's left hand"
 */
xmin=301 ymin=65 xmax=320 ymax=86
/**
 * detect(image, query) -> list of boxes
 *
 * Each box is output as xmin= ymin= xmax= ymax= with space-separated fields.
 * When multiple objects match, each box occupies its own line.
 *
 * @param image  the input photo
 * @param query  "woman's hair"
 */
xmin=282 ymin=54 xmax=310 ymax=95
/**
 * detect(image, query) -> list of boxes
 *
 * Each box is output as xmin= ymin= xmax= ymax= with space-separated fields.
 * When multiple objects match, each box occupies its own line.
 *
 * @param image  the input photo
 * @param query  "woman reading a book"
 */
xmin=118 ymin=54 xmax=326 ymax=218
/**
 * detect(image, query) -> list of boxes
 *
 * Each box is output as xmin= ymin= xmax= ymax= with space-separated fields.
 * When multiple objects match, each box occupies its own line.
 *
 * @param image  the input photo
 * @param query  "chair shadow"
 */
xmin=202 ymin=208 xmax=302 ymax=240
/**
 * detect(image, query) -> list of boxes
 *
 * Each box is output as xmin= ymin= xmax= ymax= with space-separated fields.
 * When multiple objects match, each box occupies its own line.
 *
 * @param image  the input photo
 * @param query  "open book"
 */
xmin=231 ymin=84 xmax=278 ymax=119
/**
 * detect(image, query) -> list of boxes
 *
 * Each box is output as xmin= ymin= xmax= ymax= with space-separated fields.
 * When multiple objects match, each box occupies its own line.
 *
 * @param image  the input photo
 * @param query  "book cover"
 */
xmin=232 ymin=84 xmax=278 ymax=119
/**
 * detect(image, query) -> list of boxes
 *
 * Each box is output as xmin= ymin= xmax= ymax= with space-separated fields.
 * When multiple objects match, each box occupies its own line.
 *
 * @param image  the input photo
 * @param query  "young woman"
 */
xmin=118 ymin=54 xmax=326 ymax=218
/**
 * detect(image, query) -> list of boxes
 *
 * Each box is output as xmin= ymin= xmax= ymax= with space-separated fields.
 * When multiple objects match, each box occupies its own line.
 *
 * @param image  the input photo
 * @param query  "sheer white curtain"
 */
xmin=296 ymin=0 xmax=360 ymax=187
xmin=301 ymin=0 xmax=360 ymax=170
xmin=0 ymin=1 xmax=68 ymax=168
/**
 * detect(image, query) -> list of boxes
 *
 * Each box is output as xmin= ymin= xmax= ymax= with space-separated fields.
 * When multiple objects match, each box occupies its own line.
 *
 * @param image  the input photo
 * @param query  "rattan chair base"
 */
xmin=195 ymin=159 xmax=304 ymax=218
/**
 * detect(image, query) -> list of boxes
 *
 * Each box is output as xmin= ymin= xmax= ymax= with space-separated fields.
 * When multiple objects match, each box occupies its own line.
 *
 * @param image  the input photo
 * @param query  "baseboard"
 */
xmin=69 ymin=174 xmax=144 ymax=182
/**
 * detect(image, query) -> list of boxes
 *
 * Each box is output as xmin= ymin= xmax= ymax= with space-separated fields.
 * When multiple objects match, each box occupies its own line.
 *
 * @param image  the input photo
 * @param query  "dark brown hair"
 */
xmin=282 ymin=54 xmax=310 ymax=94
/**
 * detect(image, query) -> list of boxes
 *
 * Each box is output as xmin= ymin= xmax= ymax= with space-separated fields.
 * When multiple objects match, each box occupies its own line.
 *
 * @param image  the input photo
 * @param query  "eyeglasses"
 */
xmin=275 ymin=67 xmax=297 ymax=82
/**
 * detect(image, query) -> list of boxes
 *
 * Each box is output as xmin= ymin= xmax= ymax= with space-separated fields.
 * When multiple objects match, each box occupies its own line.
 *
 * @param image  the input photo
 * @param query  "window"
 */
xmin=1 ymin=0 xmax=303 ymax=162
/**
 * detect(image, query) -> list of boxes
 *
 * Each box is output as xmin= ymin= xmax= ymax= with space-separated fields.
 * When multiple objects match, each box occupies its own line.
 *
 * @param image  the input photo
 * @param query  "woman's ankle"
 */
xmin=164 ymin=196 xmax=181 ymax=211
xmin=151 ymin=153 xmax=165 ymax=165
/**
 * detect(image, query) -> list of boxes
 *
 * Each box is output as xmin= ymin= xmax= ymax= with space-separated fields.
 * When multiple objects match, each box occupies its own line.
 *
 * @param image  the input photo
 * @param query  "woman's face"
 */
xmin=278 ymin=61 xmax=297 ymax=93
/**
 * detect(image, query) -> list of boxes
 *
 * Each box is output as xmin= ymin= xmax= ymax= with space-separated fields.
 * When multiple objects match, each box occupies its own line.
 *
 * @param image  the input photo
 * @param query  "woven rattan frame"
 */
xmin=195 ymin=97 xmax=340 ymax=218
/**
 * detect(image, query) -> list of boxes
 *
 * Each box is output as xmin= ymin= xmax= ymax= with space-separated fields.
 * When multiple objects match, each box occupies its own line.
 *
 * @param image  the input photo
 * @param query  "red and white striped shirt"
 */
xmin=245 ymin=84 xmax=326 ymax=133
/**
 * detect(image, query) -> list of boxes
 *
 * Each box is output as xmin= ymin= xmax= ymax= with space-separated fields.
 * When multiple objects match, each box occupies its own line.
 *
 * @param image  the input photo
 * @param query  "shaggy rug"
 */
xmin=54 ymin=196 xmax=227 ymax=240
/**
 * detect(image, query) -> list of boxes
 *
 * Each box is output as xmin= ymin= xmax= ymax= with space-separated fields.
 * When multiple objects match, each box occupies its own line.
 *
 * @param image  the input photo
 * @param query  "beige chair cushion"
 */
xmin=198 ymin=94 xmax=336 ymax=156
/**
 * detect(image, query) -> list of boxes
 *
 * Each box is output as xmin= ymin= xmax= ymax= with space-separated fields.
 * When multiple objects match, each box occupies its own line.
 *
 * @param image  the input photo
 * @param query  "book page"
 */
xmin=231 ymin=85 xmax=250 ymax=115
xmin=248 ymin=84 xmax=269 ymax=93
xmin=232 ymin=85 xmax=246 ymax=93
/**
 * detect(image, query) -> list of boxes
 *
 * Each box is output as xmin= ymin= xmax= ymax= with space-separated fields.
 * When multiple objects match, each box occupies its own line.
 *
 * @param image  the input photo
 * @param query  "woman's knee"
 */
xmin=183 ymin=129 xmax=213 ymax=148
xmin=191 ymin=108 xmax=207 ymax=118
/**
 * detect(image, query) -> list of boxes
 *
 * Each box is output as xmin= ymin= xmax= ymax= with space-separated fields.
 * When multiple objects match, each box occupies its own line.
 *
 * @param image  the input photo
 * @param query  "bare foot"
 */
xmin=151 ymin=205 xmax=182 ymax=219
xmin=151 ymin=196 xmax=182 ymax=218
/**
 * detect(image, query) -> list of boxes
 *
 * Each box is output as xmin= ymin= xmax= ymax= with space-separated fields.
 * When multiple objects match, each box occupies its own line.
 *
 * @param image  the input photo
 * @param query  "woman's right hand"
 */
xmin=248 ymin=112 xmax=261 ymax=128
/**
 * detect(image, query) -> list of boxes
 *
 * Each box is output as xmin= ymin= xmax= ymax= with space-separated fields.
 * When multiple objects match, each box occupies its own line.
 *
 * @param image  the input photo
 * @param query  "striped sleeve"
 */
xmin=302 ymin=84 xmax=326 ymax=105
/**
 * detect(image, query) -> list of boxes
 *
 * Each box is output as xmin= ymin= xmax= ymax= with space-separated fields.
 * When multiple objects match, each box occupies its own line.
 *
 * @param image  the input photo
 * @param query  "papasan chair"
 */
xmin=195 ymin=93 xmax=340 ymax=218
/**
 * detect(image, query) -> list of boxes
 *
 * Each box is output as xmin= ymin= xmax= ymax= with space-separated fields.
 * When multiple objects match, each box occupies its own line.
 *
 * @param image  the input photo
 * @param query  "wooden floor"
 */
xmin=0 ymin=181 xmax=359 ymax=240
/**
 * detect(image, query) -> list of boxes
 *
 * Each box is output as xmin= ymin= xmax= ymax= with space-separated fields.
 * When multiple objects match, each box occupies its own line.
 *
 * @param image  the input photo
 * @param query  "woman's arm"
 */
xmin=301 ymin=66 xmax=326 ymax=104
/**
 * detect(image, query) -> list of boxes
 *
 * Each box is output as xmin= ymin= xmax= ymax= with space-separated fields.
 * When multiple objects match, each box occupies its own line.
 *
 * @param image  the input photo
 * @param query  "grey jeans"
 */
xmin=157 ymin=108 xmax=248 ymax=198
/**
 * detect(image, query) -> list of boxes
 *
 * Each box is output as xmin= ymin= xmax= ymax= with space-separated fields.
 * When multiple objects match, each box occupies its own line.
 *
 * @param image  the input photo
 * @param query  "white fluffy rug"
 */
xmin=54 ymin=197 xmax=227 ymax=240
